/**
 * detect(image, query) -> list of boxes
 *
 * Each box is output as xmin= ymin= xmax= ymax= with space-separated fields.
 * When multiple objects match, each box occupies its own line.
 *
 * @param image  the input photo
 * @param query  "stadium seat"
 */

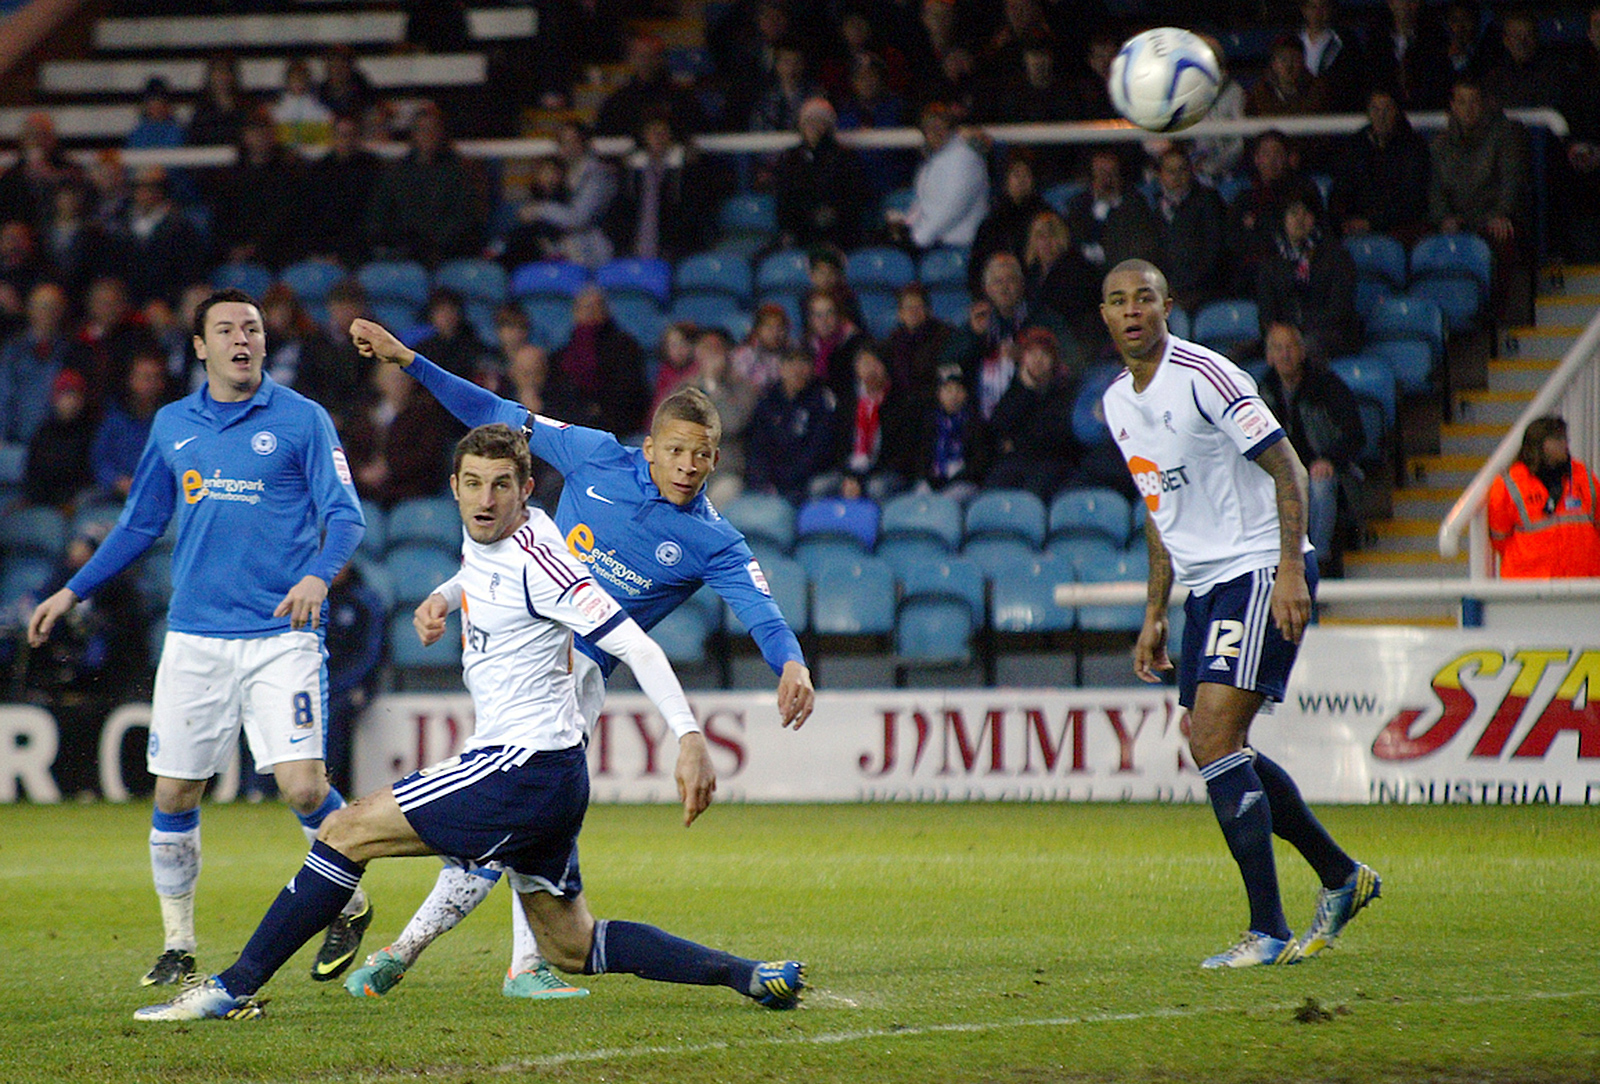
xmin=1365 ymin=296 xmax=1444 ymax=393
xmin=796 ymin=496 xmax=879 ymax=550
xmin=875 ymin=535 xmax=953 ymax=576
xmin=1329 ymin=354 xmax=1397 ymax=467
xmin=388 ymin=609 xmax=461 ymax=687
xmin=352 ymin=553 xmax=394 ymax=612
xmin=717 ymin=192 xmax=777 ymax=237
xmin=509 ymin=260 xmax=590 ymax=300
xmin=857 ymin=290 xmax=899 ymax=339
xmin=1041 ymin=180 xmax=1086 ymax=217
xmin=725 ymin=553 xmax=809 ymax=636
xmin=385 ymin=497 xmax=462 ymax=555
xmin=372 ymin=301 xmax=423 ymax=331
xmin=358 ymin=499 xmax=387 ymax=558
xmin=720 ymin=492 xmax=796 ymax=553
xmin=595 ymin=257 xmax=672 ymax=305
xmin=928 ymin=286 xmax=969 ymax=326
xmin=1192 ymin=298 xmax=1261 ymax=357
xmin=898 ymin=556 xmax=985 ymax=620
xmin=1408 ymin=233 xmax=1492 ymax=333
xmin=1047 ymin=535 xmax=1123 ymax=576
xmin=962 ymin=537 xmax=1040 ymax=583
xmin=878 ymin=491 xmax=963 ymax=555
xmin=755 ymin=249 xmax=812 ymax=294
xmin=0 ymin=554 xmax=53 ymax=609
xmin=278 ymin=259 xmax=347 ymax=307
xmin=607 ymin=294 xmax=666 ymax=350
xmin=358 ymin=260 xmax=430 ymax=312
xmin=990 ymin=553 xmax=1074 ymax=634
xmin=1075 ymin=550 xmax=1148 ymax=631
xmin=383 ymin=545 xmax=462 ymax=607
xmin=1049 ymin=487 xmax=1132 ymax=547
xmin=846 ymin=246 xmax=916 ymax=291
xmin=434 ymin=258 xmax=509 ymax=307
xmin=1167 ymin=304 xmax=1191 ymax=340
xmin=674 ymin=251 xmax=753 ymax=302
xmin=519 ymin=297 xmax=574 ymax=347
xmin=211 ymin=260 xmax=273 ymax=298
xmin=649 ymin=586 xmax=721 ymax=663
xmin=918 ymin=246 xmax=968 ymax=288
xmin=895 ymin=598 xmax=975 ymax=666
xmin=1344 ymin=233 xmax=1407 ymax=292
xmin=1364 ymin=337 xmax=1433 ymax=399
xmin=667 ymin=294 xmax=749 ymax=339
xmin=965 ymin=489 xmax=1047 ymax=548
xmin=70 ymin=499 xmax=123 ymax=541
xmin=809 ymin=554 xmax=895 ymax=636
xmin=0 ymin=505 xmax=67 ymax=559
xmin=1354 ymin=277 xmax=1395 ymax=320
xmin=136 ymin=539 xmax=175 ymax=607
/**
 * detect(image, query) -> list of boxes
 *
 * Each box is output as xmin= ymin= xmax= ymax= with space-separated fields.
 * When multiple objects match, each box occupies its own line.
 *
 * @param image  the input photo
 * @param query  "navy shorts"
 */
xmin=1177 ymin=555 xmax=1318 ymax=710
xmin=393 ymin=743 xmax=588 ymax=895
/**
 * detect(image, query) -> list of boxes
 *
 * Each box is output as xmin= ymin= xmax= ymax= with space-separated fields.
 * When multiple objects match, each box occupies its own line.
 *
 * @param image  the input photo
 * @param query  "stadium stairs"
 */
xmin=1334 ymin=263 xmax=1600 ymax=624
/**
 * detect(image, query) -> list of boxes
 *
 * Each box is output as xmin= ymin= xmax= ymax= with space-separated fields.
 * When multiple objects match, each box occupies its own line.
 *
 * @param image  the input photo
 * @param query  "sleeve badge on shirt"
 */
xmin=572 ymin=580 xmax=614 ymax=623
xmin=332 ymin=447 xmax=353 ymax=484
xmin=747 ymin=558 xmax=771 ymax=597
xmin=1233 ymin=401 xmax=1270 ymax=441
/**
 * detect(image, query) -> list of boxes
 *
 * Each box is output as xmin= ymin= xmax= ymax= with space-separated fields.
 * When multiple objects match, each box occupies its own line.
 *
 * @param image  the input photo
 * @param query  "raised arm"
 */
xmin=1253 ymin=437 xmax=1312 ymax=644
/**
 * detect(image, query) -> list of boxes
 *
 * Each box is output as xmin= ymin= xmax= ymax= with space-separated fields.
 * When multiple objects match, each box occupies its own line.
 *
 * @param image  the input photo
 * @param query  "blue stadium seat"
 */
xmin=794 ymin=536 xmax=869 ymax=579
xmin=278 ymin=259 xmax=347 ymax=307
xmin=1365 ymin=296 xmax=1443 ymax=393
xmin=358 ymin=260 xmax=430 ymax=310
xmin=809 ymin=554 xmax=895 ymax=636
xmin=1047 ymin=535 xmax=1122 ymax=576
xmin=717 ymin=192 xmax=777 ymax=237
xmin=358 ymin=499 xmax=387 ymax=558
xmin=796 ymin=496 xmax=880 ymax=550
xmin=1075 ymin=550 xmax=1147 ymax=631
xmin=1049 ymin=487 xmax=1132 ymax=547
xmin=1071 ymin=361 xmax=1123 ymax=447
xmin=1408 ymin=233 xmax=1492 ymax=333
xmin=1192 ymin=298 xmax=1261 ymax=357
xmin=965 ymin=489 xmax=1046 ymax=547
xmin=1329 ymin=354 xmax=1397 ymax=466
xmin=896 ymin=598 xmax=974 ymax=665
xmin=846 ymin=246 xmax=916 ymax=291
xmin=1354 ymin=277 xmax=1395 ymax=320
xmin=1041 ymin=180 xmax=1086 ymax=217
xmin=667 ymin=294 xmax=749 ymax=338
xmin=434 ymin=258 xmax=509 ymax=308
xmin=918 ymin=246 xmax=968 ymax=288
xmin=211 ymin=260 xmax=273 ymax=298
xmin=928 ymin=286 xmax=969 ymax=325
xmin=725 ymin=553 xmax=808 ymax=636
xmin=388 ymin=609 xmax=461 ymax=683
xmin=372 ymin=302 xmax=423 ymax=330
xmin=385 ymin=496 xmax=462 ymax=554
xmin=857 ymin=290 xmax=899 ymax=339
xmin=70 ymin=499 xmax=123 ymax=542
xmin=607 ymin=294 xmax=666 ymax=350
xmin=675 ymin=251 xmax=753 ymax=302
xmin=0 ymin=554 xmax=53 ymax=609
xmin=962 ymin=537 xmax=1039 ymax=583
xmin=649 ymin=586 xmax=721 ymax=663
xmin=898 ymin=556 xmax=985 ymax=620
xmin=595 ymin=258 xmax=672 ymax=305
xmin=989 ymin=553 xmax=1074 ymax=634
xmin=878 ymin=491 xmax=963 ymax=554
xmin=383 ymin=545 xmax=462 ymax=607
xmin=875 ymin=535 xmax=954 ymax=576
xmin=720 ymin=492 xmax=797 ymax=552
xmin=1344 ymin=233 xmax=1407 ymax=291
xmin=520 ymin=297 xmax=575 ymax=347
xmin=509 ymin=261 xmax=590 ymax=300
xmin=755 ymin=249 xmax=812 ymax=294
xmin=352 ymin=554 xmax=394 ymax=612
xmin=1167 ymin=305 xmax=1191 ymax=340
xmin=0 ymin=505 xmax=67 ymax=559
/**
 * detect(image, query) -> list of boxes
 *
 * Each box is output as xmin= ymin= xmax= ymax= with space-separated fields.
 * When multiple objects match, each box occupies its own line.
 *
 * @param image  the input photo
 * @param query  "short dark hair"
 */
xmin=652 ymin=385 xmax=722 ymax=444
xmin=193 ymin=287 xmax=259 ymax=339
xmin=453 ymin=423 xmax=533 ymax=484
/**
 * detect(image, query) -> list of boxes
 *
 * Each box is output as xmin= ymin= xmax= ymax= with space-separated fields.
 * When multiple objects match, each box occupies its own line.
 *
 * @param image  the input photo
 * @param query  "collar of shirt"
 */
xmin=183 ymin=372 xmax=276 ymax=426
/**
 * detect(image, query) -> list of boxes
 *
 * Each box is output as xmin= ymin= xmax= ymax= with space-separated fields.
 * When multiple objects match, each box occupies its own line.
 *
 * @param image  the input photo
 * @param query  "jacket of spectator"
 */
xmin=905 ymin=107 xmax=989 ymax=249
xmin=121 ymin=170 xmax=203 ymax=306
xmin=745 ymin=352 xmax=839 ymax=504
xmin=1065 ymin=149 xmax=1162 ymax=273
xmin=24 ymin=368 xmax=95 ymax=507
xmin=0 ymin=283 xmax=69 ymax=455
xmin=209 ymin=116 xmax=307 ymax=269
xmin=983 ymin=327 xmax=1082 ymax=501
xmin=607 ymin=119 xmax=717 ymax=261
xmin=1487 ymin=417 xmax=1600 ymax=578
xmin=1330 ymin=91 xmax=1433 ymax=242
xmin=521 ymin=125 xmax=618 ymax=268
xmin=1428 ymin=91 xmax=1530 ymax=234
xmin=1152 ymin=150 xmax=1229 ymax=311
xmin=967 ymin=152 xmax=1048 ymax=295
xmin=1256 ymin=357 xmax=1364 ymax=474
xmin=306 ymin=116 xmax=382 ymax=268
xmin=366 ymin=106 xmax=483 ymax=266
xmin=772 ymin=101 xmax=868 ymax=252
xmin=1255 ymin=198 xmax=1361 ymax=359
xmin=550 ymin=289 xmax=649 ymax=437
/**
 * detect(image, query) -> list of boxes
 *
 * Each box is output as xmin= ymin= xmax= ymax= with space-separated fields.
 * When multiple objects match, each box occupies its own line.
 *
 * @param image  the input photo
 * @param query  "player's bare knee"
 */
xmin=517 ymin=892 xmax=592 ymax=972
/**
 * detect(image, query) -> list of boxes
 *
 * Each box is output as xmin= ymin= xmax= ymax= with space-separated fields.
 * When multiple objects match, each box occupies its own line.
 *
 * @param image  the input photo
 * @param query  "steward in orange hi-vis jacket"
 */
xmin=1486 ymin=415 xmax=1600 ymax=577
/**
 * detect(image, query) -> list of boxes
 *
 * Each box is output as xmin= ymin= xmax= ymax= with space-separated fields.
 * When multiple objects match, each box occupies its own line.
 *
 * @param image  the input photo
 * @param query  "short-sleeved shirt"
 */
xmin=1102 ymin=335 xmax=1302 ymax=594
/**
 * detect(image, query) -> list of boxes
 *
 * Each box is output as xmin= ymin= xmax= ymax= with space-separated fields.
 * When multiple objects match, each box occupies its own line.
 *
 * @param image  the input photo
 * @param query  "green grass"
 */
xmin=2 ymin=801 xmax=1597 ymax=1083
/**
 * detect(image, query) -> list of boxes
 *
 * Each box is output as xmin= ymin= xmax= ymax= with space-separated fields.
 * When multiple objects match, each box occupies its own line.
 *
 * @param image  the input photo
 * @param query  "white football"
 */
xmin=1108 ymin=28 xmax=1221 ymax=133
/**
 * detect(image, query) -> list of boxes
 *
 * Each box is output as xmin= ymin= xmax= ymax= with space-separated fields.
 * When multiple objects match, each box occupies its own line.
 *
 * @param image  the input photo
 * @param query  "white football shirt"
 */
xmin=434 ymin=507 xmax=626 ymax=756
xmin=1102 ymin=334 xmax=1305 ymax=593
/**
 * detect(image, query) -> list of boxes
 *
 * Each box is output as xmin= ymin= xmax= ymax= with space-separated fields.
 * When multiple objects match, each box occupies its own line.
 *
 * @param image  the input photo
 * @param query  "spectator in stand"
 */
xmin=1561 ymin=6 xmax=1600 ymax=262
xmin=527 ymin=0 xmax=623 ymax=110
xmin=366 ymin=102 xmax=483 ymax=267
xmin=550 ymin=287 xmax=649 ymax=438
xmin=713 ymin=0 xmax=793 ymax=136
xmin=985 ymin=325 xmax=1081 ymax=501
xmin=1297 ymin=0 xmax=1367 ymax=114
xmin=802 ymin=287 xmax=868 ymax=400
xmin=23 ymin=368 xmax=95 ymax=509
xmin=1151 ymin=148 xmax=1229 ymax=313
xmin=1256 ymin=193 xmax=1360 ymax=360
xmin=0 ymin=282 xmax=69 ymax=475
xmin=127 ymin=78 xmax=186 ymax=151
xmin=1429 ymin=78 xmax=1531 ymax=323
xmin=941 ymin=251 xmax=1070 ymax=420
xmin=341 ymin=361 xmax=459 ymax=508
xmin=1256 ymin=323 xmax=1363 ymax=572
xmin=42 ymin=181 xmax=116 ymax=301
xmin=120 ymin=168 xmax=203 ymax=307
xmin=596 ymin=33 xmax=706 ymax=141
xmin=320 ymin=561 xmax=386 ymax=796
xmin=895 ymin=103 xmax=989 ymax=252
xmin=259 ymin=283 xmax=340 ymax=402
xmin=730 ymin=301 xmax=791 ymax=394
xmin=149 ymin=282 xmax=211 ymax=393
xmin=915 ymin=361 xmax=988 ymax=502
xmin=1441 ymin=0 xmax=1491 ymax=83
xmin=987 ymin=39 xmax=1074 ymax=182
xmin=1024 ymin=210 xmax=1100 ymax=353
xmin=652 ymin=321 xmax=700 ymax=419
xmin=0 ymin=113 xmax=81 ymax=240
xmin=413 ymin=289 xmax=490 ymax=381
xmin=884 ymin=283 xmax=951 ymax=413
xmin=1227 ymin=131 xmax=1314 ymax=296
xmin=305 ymin=113 xmax=381 ymax=268
xmin=87 ymin=150 xmax=131 ymax=235
xmin=0 ymin=221 xmax=38 ymax=340
xmin=771 ymin=98 xmax=867 ymax=252
xmin=66 ymin=276 xmax=159 ymax=420
xmin=1064 ymin=148 xmax=1161 ymax=274
xmin=318 ymin=46 xmax=374 ymax=123
xmin=968 ymin=149 xmax=1048 ymax=296
xmin=821 ymin=7 xmax=912 ymax=101
xmin=92 ymin=349 xmax=167 ymax=501
xmin=1331 ymin=88 xmax=1433 ymax=246
xmin=312 ymin=279 xmax=376 ymax=427
xmin=835 ymin=53 xmax=914 ymax=205
xmin=692 ymin=328 xmax=756 ymax=504
xmin=186 ymin=53 xmax=249 ymax=148
xmin=1186 ymin=35 xmax=1248 ymax=186
xmin=1370 ymin=0 xmax=1452 ymax=111
xmin=210 ymin=108 xmax=307 ymax=269
xmin=1482 ymin=11 xmax=1562 ymax=111
xmin=1487 ymin=415 xmax=1600 ymax=578
xmin=825 ymin=341 xmax=916 ymax=502
xmin=1067 ymin=32 xmax=1120 ymax=122
xmin=609 ymin=112 xmax=715 ymax=262
xmin=1247 ymin=37 xmax=1323 ymax=118
xmin=746 ymin=347 xmax=839 ymax=506
xmin=505 ymin=121 xmax=616 ymax=269
xmin=976 ymin=0 xmax=1053 ymax=84
xmin=807 ymin=245 xmax=862 ymax=326
xmin=751 ymin=39 xmax=823 ymax=135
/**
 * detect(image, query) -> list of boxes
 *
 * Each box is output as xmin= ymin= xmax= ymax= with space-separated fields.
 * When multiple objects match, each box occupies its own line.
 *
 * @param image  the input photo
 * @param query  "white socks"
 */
xmin=509 ymin=890 xmax=546 ymax=975
xmin=149 ymin=815 xmax=201 ymax=952
xmin=391 ymin=861 xmax=498 ymax=966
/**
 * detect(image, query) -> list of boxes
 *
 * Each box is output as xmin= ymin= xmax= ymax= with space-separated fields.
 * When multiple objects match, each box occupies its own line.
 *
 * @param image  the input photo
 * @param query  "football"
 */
xmin=1107 ymin=27 xmax=1221 ymax=133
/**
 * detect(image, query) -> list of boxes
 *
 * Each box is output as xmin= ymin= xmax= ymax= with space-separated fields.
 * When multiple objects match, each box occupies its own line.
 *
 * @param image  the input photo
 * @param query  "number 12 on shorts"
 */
xmin=1204 ymin=619 xmax=1244 ymax=658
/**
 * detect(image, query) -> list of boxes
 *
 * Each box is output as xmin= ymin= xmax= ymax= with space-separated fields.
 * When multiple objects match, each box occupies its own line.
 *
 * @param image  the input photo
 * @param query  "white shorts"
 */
xmin=148 ymin=630 xmax=328 ymax=780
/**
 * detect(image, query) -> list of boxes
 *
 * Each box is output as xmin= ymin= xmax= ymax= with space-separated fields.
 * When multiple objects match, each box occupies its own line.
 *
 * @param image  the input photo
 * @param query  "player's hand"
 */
xmin=1271 ymin=561 xmax=1312 ymax=644
xmin=1133 ymin=610 xmax=1172 ymax=683
xmin=274 ymin=574 xmax=329 ymax=630
xmin=414 ymin=594 xmax=449 ymax=645
xmin=27 ymin=587 xmax=78 ymax=647
xmin=349 ymin=318 xmax=416 ymax=367
xmin=776 ymin=661 xmax=814 ymax=729
xmin=674 ymin=732 xmax=717 ymax=826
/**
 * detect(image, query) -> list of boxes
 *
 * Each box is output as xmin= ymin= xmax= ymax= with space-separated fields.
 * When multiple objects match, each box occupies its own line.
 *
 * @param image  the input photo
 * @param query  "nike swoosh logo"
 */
xmin=585 ymin=485 xmax=615 ymax=504
xmin=175 ymin=436 xmax=198 ymax=450
xmin=288 ymin=733 xmax=314 ymax=744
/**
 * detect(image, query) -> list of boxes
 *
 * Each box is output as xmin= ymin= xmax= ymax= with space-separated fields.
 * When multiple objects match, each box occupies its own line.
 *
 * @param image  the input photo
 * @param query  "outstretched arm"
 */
xmin=350 ymin=319 xmax=525 ymax=432
xmin=1254 ymin=437 xmax=1312 ymax=644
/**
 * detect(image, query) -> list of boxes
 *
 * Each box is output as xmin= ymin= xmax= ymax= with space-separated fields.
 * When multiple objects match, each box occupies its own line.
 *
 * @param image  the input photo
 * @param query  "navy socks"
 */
xmin=218 ymin=841 xmax=363 ymax=996
xmin=1202 ymin=750 xmax=1290 ymax=941
xmin=584 ymin=919 xmax=758 ymax=995
xmin=1251 ymin=751 xmax=1357 ymax=890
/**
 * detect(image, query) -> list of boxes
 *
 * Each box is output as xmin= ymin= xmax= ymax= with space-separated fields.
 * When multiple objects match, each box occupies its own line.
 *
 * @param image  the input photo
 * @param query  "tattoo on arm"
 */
xmin=1257 ymin=440 xmax=1308 ymax=560
xmin=1145 ymin=515 xmax=1173 ymax=609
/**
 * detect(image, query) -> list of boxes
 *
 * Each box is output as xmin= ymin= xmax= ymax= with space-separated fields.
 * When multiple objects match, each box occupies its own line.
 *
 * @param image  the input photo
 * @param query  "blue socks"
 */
xmin=1202 ymin=750 xmax=1290 ymax=941
xmin=584 ymin=919 xmax=758 ymax=995
xmin=1251 ymin=751 xmax=1357 ymax=890
xmin=217 ymin=841 xmax=364 ymax=996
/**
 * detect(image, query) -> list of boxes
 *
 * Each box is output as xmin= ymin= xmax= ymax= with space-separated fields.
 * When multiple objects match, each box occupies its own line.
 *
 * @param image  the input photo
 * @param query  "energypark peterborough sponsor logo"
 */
xmin=1127 ymin=455 xmax=1189 ymax=512
xmin=563 ymin=522 xmax=653 ymax=595
xmin=1368 ymin=648 xmax=1600 ymax=762
xmin=182 ymin=469 xmax=266 ymax=505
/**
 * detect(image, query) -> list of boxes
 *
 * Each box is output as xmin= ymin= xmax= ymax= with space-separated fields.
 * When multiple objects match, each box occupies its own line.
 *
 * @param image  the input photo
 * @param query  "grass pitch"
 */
xmin=1 ymin=800 xmax=1596 ymax=1084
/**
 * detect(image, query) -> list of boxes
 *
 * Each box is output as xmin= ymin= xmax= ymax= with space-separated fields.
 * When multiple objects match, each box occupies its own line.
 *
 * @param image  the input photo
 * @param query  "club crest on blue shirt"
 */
xmin=251 ymin=431 xmax=278 ymax=455
xmin=655 ymin=540 xmax=682 ymax=566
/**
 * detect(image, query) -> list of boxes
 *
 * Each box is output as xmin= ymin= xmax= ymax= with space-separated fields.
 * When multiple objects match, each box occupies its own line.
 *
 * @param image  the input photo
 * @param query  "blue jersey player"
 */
xmin=339 ymin=317 xmax=814 ymax=999
xmin=27 ymin=289 xmax=375 ymax=988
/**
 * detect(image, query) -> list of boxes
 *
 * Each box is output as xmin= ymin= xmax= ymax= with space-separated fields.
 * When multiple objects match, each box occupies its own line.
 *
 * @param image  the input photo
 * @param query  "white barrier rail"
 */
xmin=1054 ymin=576 xmax=1600 ymax=608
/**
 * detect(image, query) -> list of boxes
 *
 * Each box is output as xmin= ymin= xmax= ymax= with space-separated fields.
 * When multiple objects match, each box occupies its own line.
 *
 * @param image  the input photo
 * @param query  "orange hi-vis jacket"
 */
xmin=1486 ymin=458 xmax=1600 ymax=577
